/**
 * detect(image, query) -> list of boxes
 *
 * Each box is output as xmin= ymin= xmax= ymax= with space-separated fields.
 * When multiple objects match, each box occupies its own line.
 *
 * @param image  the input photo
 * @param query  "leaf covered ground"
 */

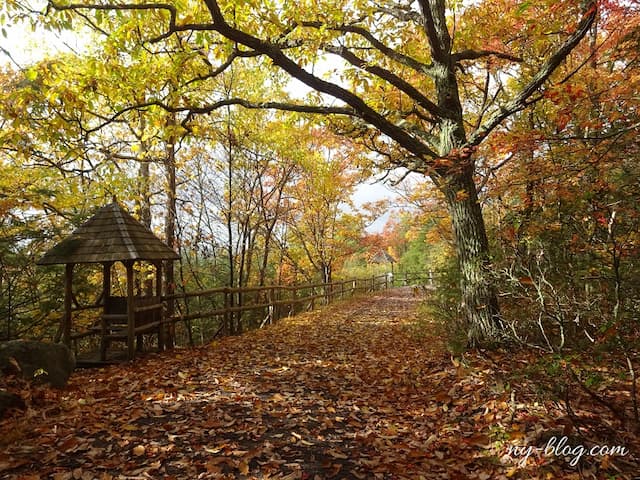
xmin=1 ymin=288 xmax=638 ymax=479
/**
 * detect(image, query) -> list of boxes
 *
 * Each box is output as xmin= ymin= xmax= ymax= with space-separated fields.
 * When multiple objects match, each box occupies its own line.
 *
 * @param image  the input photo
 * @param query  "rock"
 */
xmin=0 ymin=340 xmax=75 ymax=388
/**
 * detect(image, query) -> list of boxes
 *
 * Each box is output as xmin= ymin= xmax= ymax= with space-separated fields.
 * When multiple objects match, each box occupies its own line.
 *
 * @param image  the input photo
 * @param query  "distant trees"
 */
xmin=0 ymin=47 xmax=367 ymax=341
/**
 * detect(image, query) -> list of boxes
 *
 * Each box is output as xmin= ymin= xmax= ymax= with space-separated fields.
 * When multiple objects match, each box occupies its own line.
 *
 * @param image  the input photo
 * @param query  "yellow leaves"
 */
xmin=24 ymin=68 xmax=38 ymax=82
xmin=238 ymin=460 xmax=250 ymax=474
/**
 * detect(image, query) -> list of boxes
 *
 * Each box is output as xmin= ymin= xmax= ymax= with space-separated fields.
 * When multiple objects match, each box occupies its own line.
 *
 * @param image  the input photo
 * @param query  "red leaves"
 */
xmin=1 ymin=289 xmax=637 ymax=478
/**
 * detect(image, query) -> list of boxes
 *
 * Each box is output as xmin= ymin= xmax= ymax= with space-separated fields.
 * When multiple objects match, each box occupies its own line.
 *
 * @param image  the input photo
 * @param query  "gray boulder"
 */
xmin=0 ymin=340 xmax=75 ymax=388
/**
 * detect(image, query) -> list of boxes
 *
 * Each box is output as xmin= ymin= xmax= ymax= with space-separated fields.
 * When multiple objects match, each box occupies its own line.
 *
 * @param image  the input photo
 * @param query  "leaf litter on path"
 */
xmin=1 ymin=287 xmax=637 ymax=479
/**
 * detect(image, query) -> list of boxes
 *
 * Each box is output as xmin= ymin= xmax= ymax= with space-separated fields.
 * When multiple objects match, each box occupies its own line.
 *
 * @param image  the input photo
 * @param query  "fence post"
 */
xmin=267 ymin=287 xmax=274 ymax=324
xmin=223 ymin=287 xmax=231 ymax=336
xmin=310 ymin=285 xmax=315 ymax=311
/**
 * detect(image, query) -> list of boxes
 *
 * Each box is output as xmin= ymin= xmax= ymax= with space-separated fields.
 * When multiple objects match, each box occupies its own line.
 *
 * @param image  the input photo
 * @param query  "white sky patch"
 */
xmin=0 ymin=18 xmax=89 ymax=68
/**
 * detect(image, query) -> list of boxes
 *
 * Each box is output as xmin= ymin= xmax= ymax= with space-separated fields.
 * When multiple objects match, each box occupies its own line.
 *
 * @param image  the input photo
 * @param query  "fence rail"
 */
xmin=68 ymin=271 xmax=442 ymax=354
xmin=167 ymin=274 xmax=392 ymax=337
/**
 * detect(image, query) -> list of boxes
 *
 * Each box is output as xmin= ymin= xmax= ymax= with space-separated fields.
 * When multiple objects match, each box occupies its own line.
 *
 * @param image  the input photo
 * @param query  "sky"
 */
xmin=1 ymin=15 xmax=401 ymax=233
xmin=0 ymin=18 xmax=88 ymax=68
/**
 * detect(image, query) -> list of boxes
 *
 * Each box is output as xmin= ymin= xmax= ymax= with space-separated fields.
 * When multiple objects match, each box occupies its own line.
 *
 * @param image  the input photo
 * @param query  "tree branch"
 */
xmin=452 ymin=49 xmax=523 ymax=63
xmin=466 ymin=2 xmax=598 ymax=148
xmin=297 ymin=21 xmax=437 ymax=78
xmin=417 ymin=0 xmax=450 ymax=64
xmin=375 ymin=4 xmax=423 ymax=25
xmin=47 ymin=0 xmax=216 ymax=44
xmin=321 ymin=43 xmax=447 ymax=120
xmin=202 ymin=0 xmax=439 ymax=161
xmin=79 ymin=98 xmax=358 ymax=135
xmin=185 ymin=48 xmax=260 ymax=87
xmin=48 ymin=1 xmax=177 ymax=21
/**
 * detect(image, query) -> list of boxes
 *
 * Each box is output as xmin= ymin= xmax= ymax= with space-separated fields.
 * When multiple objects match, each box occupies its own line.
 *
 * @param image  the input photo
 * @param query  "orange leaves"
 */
xmin=1 ymin=289 xmax=637 ymax=479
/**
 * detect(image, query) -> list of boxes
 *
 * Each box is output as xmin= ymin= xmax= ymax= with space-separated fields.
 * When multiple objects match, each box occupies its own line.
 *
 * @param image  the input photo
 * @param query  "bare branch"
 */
xmin=452 ymin=49 xmax=523 ymax=63
xmin=466 ymin=2 xmax=598 ymax=148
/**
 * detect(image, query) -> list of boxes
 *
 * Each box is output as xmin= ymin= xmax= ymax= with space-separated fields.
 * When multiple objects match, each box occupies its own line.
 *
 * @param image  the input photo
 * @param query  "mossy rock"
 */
xmin=0 ymin=340 xmax=75 ymax=388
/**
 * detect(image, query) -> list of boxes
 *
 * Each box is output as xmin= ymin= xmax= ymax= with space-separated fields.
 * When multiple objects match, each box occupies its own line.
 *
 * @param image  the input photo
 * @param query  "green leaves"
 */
xmin=516 ymin=1 xmax=532 ymax=16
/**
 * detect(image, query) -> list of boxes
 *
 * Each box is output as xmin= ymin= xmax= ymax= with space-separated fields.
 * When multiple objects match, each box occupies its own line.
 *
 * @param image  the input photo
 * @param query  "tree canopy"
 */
xmin=0 ymin=0 xmax=638 ymax=348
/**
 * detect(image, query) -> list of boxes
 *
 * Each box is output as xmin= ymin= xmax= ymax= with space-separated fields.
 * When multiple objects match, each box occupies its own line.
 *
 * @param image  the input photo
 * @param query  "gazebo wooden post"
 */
xmin=164 ymin=259 xmax=175 ymax=349
xmin=62 ymin=263 xmax=74 ymax=347
xmin=100 ymin=261 xmax=113 ymax=361
xmin=125 ymin=261 xmax=136 ymax=360
xmin=155 ymin=261 xmax=165 ymax=351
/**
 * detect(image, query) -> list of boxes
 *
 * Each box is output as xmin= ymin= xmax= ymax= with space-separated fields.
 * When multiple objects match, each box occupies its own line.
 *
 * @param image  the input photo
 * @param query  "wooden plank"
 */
xmin=102 ymin=314 xmax=128 ymax=321
xmin=104 ymin=333 xmax=128 ymax=340
xmin=155 ymin=262 xmax=164 ymax=351
xmin=126 ymin=261 xmax=135 ymax=360
xmin=70 ymin=330 xmax=95 ymax=340
xmin=63 ymin=263 xmax=74 ymax=347
xmin=134 ymin=321 xmax=161 ymax=334
xmin=134 ymin=303 xmax=163 ymax=313
xmin=171 ymin=307 xmax=228 ymax=323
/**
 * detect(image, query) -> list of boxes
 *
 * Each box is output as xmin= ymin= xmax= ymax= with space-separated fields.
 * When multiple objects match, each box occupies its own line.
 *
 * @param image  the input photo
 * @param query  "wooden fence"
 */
xmin=166 ymin=274 xmax=392 ymax=341
xmin=69 ymin=271 xmax=441 ymax=358
xmin=394 ymin=271 xmax=440 ymax=287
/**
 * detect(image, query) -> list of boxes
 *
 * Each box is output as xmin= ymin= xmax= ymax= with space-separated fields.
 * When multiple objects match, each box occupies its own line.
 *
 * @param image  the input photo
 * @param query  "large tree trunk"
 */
xmin=440 ymin=166 xmax=502 ymax=347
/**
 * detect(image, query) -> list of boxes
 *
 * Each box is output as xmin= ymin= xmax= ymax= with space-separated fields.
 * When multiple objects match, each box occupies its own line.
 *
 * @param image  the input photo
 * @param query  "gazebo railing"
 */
xmin=66 ymin=271 xmax=450 ymax=361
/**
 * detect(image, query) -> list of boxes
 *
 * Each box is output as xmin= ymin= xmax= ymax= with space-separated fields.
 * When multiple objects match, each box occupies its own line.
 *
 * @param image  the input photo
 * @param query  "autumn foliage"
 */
xmin=1 ymin=0 xmax=640 ymax=477
xmin=2 ymin=289 xmax=638 ymax=479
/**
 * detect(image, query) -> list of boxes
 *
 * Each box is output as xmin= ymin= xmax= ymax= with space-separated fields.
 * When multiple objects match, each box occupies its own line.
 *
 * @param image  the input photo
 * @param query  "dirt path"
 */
xmin=2 ymin=288 xmax=636 ymax=479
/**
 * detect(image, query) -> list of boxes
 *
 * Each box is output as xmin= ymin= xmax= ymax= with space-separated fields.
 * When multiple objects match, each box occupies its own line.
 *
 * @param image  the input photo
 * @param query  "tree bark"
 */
xmin=164 ymin=130 xmax=177 ymax=348
xmin=440 ymin=167 xmax=502 ymax=346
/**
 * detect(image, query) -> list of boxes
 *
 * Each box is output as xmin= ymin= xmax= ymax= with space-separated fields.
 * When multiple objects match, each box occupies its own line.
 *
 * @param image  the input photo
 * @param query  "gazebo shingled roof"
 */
xmin=37 ymin=201 xmax=179 ymax=265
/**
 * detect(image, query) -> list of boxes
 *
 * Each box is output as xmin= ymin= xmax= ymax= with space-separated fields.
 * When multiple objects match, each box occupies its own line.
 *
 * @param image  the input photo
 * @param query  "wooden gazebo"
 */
xmin=38 ymin=200 xmax=179 ymax=361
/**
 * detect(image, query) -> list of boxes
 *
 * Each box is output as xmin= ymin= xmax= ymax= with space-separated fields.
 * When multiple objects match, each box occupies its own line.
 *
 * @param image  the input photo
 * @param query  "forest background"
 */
xmin=0 ymin=0 xmax=638 ymax=359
